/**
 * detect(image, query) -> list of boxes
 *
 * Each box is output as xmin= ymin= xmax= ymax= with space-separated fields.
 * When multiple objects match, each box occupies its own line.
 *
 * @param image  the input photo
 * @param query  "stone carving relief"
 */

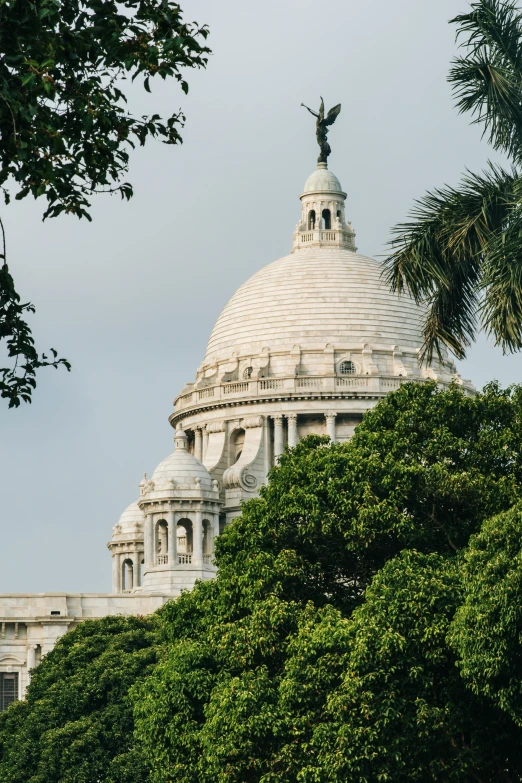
xmin=323 ymin=343 xmax=335 ymax=376
xmin=241 ymin=415 xmax=264 ymax=429
xmin=252 ymin=346 xmax=270 ymax=379
xmin=362 ymin=344 xmax=379 ymax=376
xmin=206 ymin=421 xmax=226 ymax=433
xmin=220 ymin=353 xmax=239 ymax=383
xmin=290 ymin=344 xmax=301 ymax=376
xmin=392 ymin=345 xmax=412 ymax=378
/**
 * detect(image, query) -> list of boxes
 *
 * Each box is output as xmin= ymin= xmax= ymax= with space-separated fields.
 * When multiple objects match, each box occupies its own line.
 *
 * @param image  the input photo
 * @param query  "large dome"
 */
xmin=204 ymin=247 xmax=427 ymax=364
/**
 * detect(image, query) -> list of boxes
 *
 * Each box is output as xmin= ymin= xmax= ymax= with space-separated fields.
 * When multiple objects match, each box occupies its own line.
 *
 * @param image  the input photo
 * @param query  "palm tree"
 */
xmin=384 ymin=0 xmax=522 ymax=363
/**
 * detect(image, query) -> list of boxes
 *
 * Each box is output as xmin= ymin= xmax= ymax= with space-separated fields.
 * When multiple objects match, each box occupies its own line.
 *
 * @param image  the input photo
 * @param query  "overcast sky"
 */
xmin=1 ymin=0 xmax=521 ymax=594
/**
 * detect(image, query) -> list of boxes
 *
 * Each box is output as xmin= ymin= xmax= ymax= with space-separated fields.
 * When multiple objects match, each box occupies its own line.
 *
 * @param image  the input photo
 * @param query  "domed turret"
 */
xmin=137 ymin=429 xmax=222 ymax=594
xmin=293 ymin=161 xmax=355 ymax=251
xmin=107 ymin=501 xmax=145 ymax=593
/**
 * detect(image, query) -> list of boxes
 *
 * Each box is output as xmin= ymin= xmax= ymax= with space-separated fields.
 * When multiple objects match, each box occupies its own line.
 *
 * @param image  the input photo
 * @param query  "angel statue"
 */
xmin=301 ymin=97 xmax=341 ymax=163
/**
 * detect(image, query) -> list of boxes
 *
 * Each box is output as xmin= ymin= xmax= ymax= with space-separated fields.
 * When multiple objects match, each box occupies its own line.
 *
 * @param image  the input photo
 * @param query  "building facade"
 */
xmin=0 ymin=158 xmax=473 ymax=707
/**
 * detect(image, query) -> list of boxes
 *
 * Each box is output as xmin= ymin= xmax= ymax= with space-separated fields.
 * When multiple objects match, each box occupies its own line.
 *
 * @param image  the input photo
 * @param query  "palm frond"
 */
xmin=450 ymin=0 xmax=522 ymax=162
xmin=383 ymin=165 xmax=519 ymax=361
xmin=481 ymin=184 xmax=522 ymax=351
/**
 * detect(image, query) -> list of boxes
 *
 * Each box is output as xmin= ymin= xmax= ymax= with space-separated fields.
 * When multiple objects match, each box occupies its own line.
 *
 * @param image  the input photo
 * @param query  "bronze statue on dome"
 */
xmin=301 ymin=97 xmax=341 ymax=164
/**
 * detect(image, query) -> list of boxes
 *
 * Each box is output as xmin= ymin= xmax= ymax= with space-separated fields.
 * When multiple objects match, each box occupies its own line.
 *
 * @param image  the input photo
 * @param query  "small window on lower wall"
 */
xmin=339 ymin=360 xmax=356 ymax=375
xmin=0 ymin=673 xmax=18 ymax=711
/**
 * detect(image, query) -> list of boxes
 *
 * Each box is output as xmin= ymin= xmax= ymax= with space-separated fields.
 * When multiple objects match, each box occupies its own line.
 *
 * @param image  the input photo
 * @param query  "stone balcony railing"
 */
xmin=174 ymin=375 xmax=409 ymax=412
xmin=292 ymin=227 xmax=356 ymax=251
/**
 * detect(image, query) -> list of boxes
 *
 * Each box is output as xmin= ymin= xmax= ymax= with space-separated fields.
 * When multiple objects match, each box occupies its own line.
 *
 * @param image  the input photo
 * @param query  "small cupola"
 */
xmin=292 ymin=162 xmax=356 ymax=252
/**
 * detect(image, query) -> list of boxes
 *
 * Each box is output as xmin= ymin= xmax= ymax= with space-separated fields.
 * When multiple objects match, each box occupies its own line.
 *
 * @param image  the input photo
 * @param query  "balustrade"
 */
xmin=174 ymin=375 xmax=415 ymax=409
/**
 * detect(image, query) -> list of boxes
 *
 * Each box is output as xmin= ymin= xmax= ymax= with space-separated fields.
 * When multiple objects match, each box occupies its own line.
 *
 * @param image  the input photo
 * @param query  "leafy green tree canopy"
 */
xmin=0 ymin=0 xmax=209 ymax=406
xmin=0 ymin=615 xmax=158 ymax=783
xmin=450 ymin=502 xmax=522 ymax=727
xmin=133 ymin=382 xmax=522 ymax=783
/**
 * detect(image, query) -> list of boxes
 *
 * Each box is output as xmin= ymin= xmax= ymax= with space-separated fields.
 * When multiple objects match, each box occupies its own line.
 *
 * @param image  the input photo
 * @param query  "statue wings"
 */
xmin=323 ymin=103 xmax=341 ymax=126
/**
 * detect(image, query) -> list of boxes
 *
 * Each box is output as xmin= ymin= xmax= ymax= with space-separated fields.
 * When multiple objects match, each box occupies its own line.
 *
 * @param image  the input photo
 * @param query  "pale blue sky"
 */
xmin=1 ymin=0 xmax=520 ymax=593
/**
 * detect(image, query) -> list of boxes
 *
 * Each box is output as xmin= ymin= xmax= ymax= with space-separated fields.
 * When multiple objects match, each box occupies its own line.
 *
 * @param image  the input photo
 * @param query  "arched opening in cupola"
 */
xmin=336 ymin=209 xmax=342 ymax=219
xmin=156 ymin=520 xmax=168 ymax=565
xmin=177 ymin=518 xmax=193 ymax=564
xmin=231 ymin=428 xmax=245 ymax=464
xmin=308 ymin=210 xmax=316 ymax=230
xmin=122 ymin=558 xmax=134 ymax=591
xmin=322 ymin=209 xmax=331 ymax=230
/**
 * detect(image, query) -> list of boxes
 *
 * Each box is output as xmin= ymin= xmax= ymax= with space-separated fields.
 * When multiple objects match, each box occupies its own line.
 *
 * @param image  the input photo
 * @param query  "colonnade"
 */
xmin=190 ymin=412 xmax=338 ymax=465
xmin=143 ymin=510 xmax=219 ymax=570
xmin=271 ymin=412 xmax=338 ymax=459
xmin=193 ymin=427 xmax=209 ymax=461
xmin=112 ymin=550 xmax=142 ymax=593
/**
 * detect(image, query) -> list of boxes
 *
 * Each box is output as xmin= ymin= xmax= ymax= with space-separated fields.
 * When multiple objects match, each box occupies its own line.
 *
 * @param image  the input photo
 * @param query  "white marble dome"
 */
xmin=203 ymin=247 xmax=429 ymax=364
xmin=150 ymin=431 xmax=212 ymax=490
xmin=116 ymin=501 xmax=143 ymax=530
xmin=302 ymin=167 xmax=344 ymax=194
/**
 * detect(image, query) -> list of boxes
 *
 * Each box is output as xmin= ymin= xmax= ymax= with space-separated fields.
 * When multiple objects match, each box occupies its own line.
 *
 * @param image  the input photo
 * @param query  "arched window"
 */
xmin=156 ymin=520 xmax=168 ymax=565
xmin=231 ymin=428 xmax=245 ymax=464
xmin=339 ymin=360 xmax=356 ymax=375
xmin=177 ymin=518 xmax=193 ymax=564
xmin=322 ymin=209 xmax=331 ymax=230
xmin=308 ymin=209 xmax=316 ymax=230
xmin=243 ymin=366 xmax=253 ymax=379
xmin=336 ymin=209 xmax=342 ymax=218
xmin=122 ymin=558 xmax=134 ymax=591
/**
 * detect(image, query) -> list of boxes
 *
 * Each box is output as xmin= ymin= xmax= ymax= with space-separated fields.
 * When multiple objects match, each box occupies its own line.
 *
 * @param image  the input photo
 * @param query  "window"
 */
xmin=339 ymin=360 xmax=356 ymax=375
xmin=308 ymin=209 xmax=316 ymax=230
xmin=122 ymin=558 xmax=134 ymax=589
xmin=231 ymin=428 xmax=245 ymax=463
xmin=322 ymin=209 xmax=331 ymax=230
xmin=0 ymin=673 xmax=18 ymax=712
xmin=243 ymin=366 xmax=252 ymax=379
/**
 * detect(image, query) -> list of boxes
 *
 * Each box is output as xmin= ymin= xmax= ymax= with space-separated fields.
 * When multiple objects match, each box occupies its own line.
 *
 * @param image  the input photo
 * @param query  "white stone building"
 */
xmin=0 ymin=157 xmax=473 ymax=710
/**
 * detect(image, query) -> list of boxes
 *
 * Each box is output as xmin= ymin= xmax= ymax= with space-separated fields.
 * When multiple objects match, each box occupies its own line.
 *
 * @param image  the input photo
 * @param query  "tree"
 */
xmin=133 ymin=382 xmax=522 ymax=782
xmin=0 ymin=0 xmax=210 ymax=406
xmin=0 ymin=614 xmax=158 ymax=783
xmin=450 ymin=502 xmax=522 ymax=728
xmin=384 ymin=0 xmax=522 ymax=363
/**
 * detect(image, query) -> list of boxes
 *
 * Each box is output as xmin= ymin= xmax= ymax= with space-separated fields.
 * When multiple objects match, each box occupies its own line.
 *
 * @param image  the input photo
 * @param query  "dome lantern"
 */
xmin=293 ymin=161 xmax=356 ymax=252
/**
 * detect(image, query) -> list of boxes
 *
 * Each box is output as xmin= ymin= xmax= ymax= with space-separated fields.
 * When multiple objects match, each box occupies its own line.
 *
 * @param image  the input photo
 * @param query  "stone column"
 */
xmin=213 ymin=513 xmax=220 ymax=550
xmin=112 ymin=550 xmax=120 ymax=593
xmin=27 ymin=644 xmax=36 ymax=674
xmin=263 ymin=416 xmax=271 ymax=477
xmin=193 ymin=510 xmax=203 ymax=567
xmin=145 ymin=513 xmax=154 ymax=567
xmin=167 ymin=509 xmax=176 ymax=566
xmin=194 ymin=428 xmax=203 ymax=461
xmin=202 ymin=427 xmax=209 ymax=460
xmin=287 ymin=413 xmax=298 ymax=448
xmin=125 ymin=559 xmax=133 ymax=590
xmin=325 ymin=412 xmax=337 ymax=443
xmin=133 ymin=553 xmax=140 ymax=587
xmin=273 ymin=414 xmax=284 ymax=460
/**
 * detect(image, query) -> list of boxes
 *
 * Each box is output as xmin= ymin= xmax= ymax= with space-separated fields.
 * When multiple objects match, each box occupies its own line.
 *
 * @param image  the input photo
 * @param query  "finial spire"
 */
xmin=301 ymin=97 xmax=341 ymax=164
